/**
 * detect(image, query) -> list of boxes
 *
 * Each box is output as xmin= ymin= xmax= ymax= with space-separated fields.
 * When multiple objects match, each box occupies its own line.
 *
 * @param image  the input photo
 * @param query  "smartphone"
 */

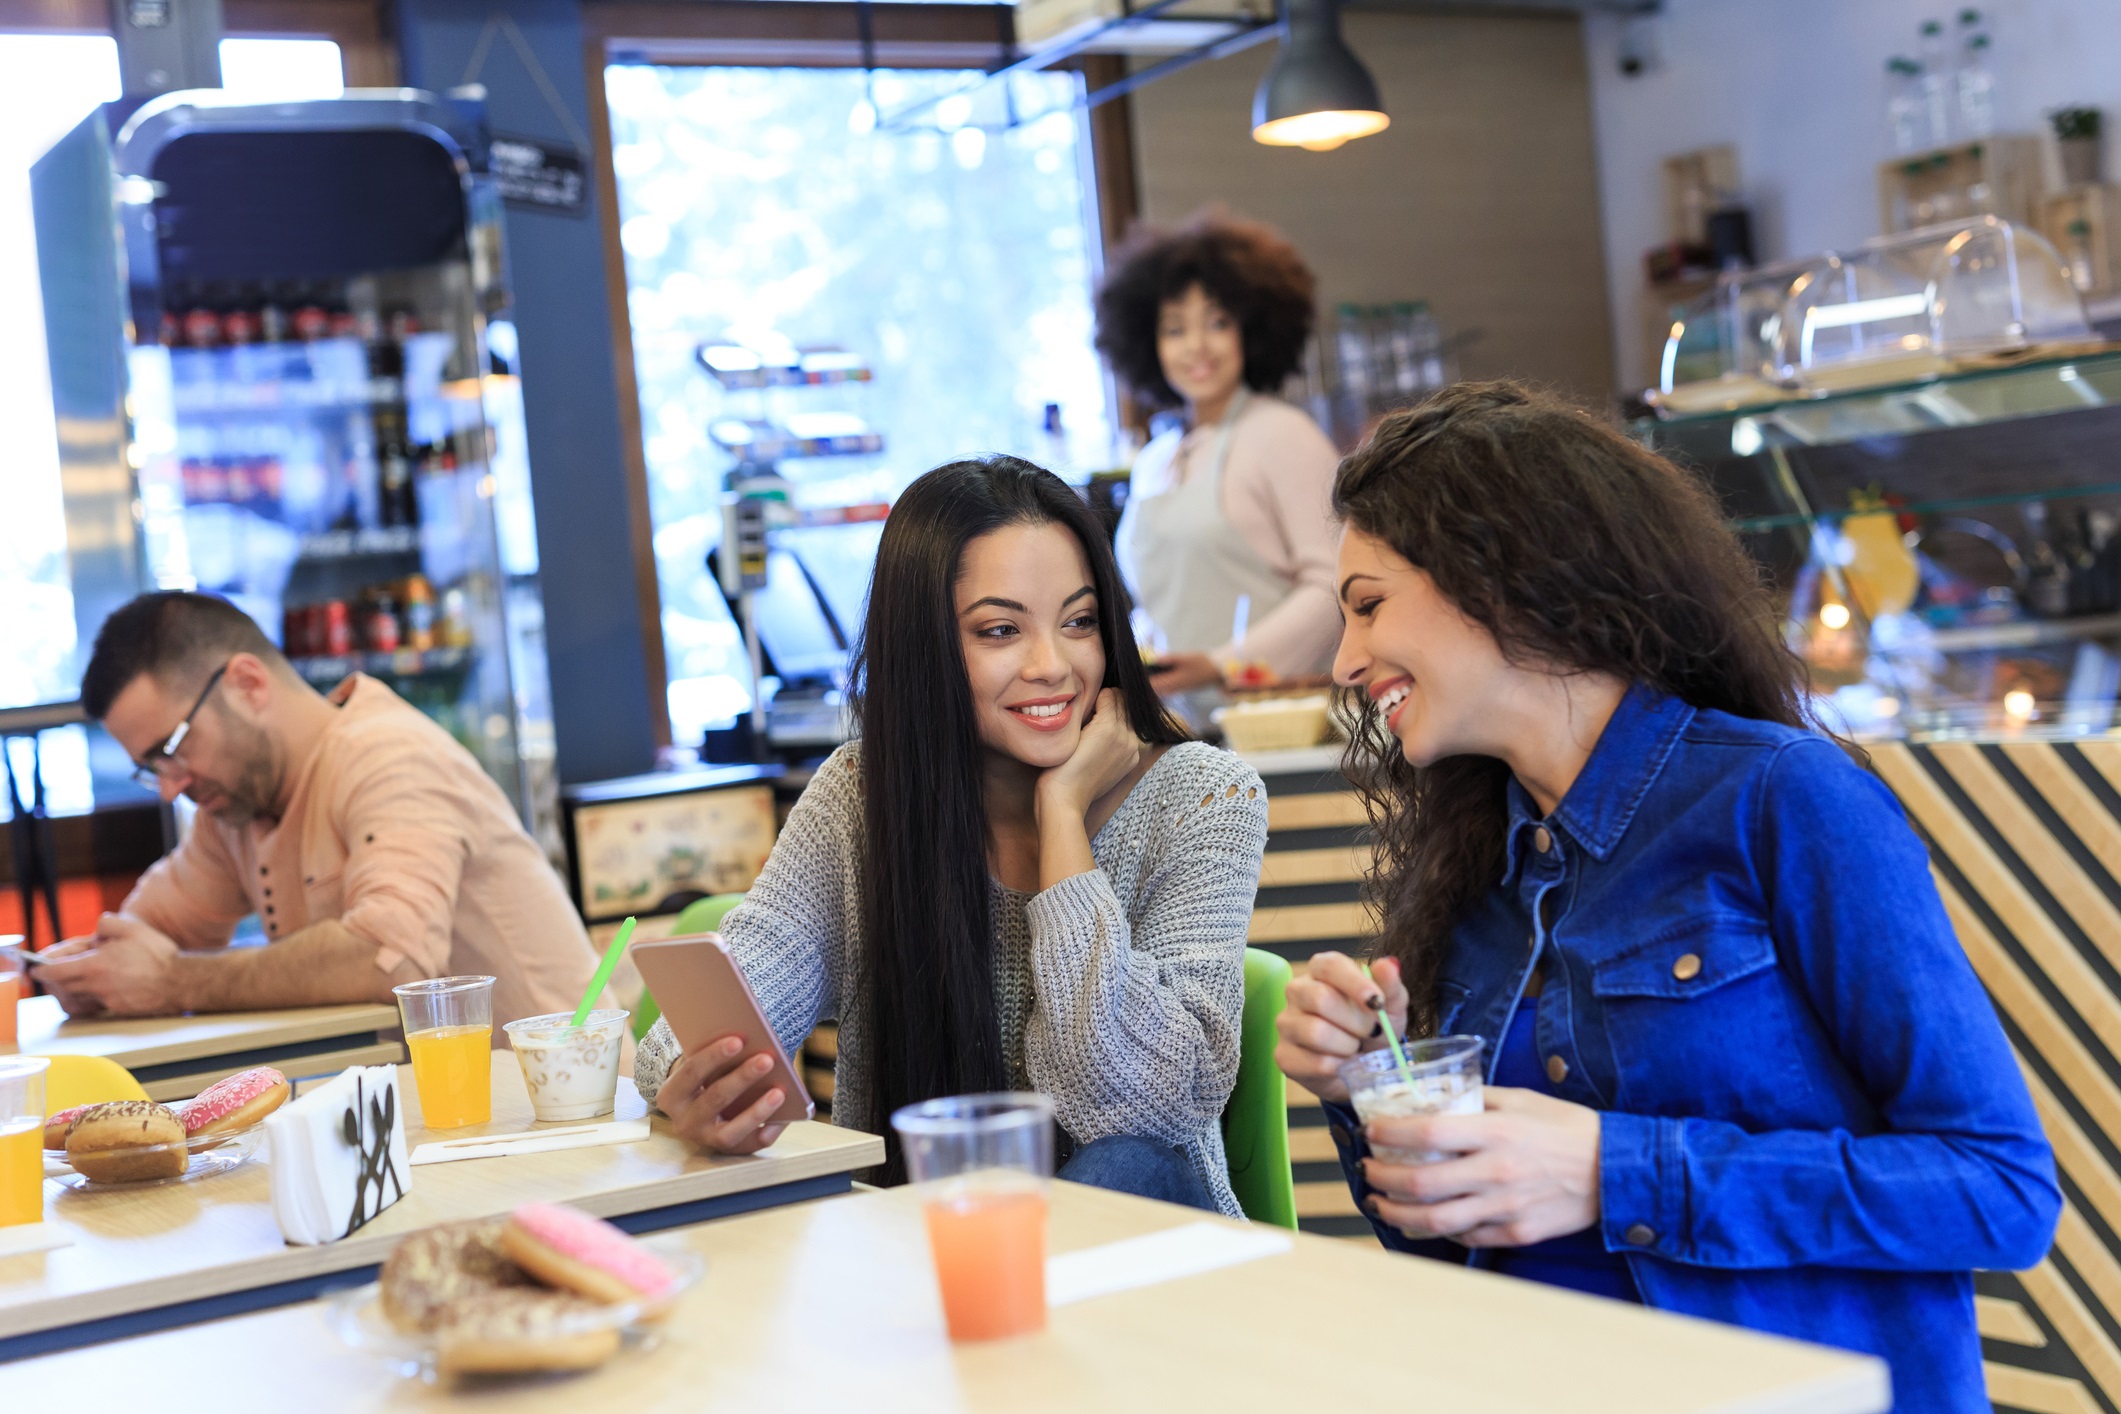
xmin=629 ymin=934 xmax=815 ymax=1127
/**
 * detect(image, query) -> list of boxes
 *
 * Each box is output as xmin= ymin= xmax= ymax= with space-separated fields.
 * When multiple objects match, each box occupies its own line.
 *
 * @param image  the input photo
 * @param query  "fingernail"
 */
xmin=723 ymin=1038 xmax=743 ymax=1056
xmin=1366 ymin=993 xmax=1386 ymax=1011
xmin=751 ymin=1056 xmax=772 ymax=1074
xmin=1370 ymin=1019 xmax=1383 ymax=1038
xmin=765 ymin=1089 xmax=783 ymax=1107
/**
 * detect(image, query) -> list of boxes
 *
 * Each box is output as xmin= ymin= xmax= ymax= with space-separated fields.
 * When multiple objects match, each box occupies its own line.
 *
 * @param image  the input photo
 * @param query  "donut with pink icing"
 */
xmin=43 ymin=1104 xmax=93 ymax=1149
xmin=176 ymin=1066 xmax=290 ymax=1137
xmin=500 ymin=1202 xmax=681 ymax=1314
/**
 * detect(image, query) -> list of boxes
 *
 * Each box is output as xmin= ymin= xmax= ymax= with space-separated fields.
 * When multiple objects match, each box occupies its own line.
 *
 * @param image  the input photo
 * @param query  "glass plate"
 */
xmin=323 ymin=1238 xmax=704 ymax=1384
xmin=43 ymin=1121 xmax=267 ymax=1191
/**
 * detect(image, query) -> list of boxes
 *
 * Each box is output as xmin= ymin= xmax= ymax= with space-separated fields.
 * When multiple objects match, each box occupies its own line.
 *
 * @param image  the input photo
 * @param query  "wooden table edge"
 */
xmin=0 ymin=1130 xmax=886 ymax=1361
xmin=14 ymin=1000 xmax=401 ymax=1070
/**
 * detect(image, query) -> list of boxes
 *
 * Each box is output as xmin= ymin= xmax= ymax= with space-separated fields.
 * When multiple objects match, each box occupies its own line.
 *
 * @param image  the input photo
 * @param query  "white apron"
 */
xmin=1115 ymin=392 xmax=1300 ymax=726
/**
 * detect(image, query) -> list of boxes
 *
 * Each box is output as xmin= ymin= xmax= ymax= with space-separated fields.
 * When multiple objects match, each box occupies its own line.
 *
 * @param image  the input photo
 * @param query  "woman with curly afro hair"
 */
xmin=1095 ymin=213 xmax=1342 ymax=705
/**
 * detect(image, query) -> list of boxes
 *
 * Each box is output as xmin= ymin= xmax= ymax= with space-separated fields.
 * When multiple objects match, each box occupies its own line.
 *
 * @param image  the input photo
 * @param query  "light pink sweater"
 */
xmin=123 ymin=674 xmax=600 ymax=1032
xmin=1127 ymin=394 xmax=1343 ymax=676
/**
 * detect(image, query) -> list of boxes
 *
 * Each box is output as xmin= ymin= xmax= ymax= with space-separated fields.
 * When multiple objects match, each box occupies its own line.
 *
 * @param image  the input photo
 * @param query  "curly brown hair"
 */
xmin=1332 ymin=381 xmax=1827 ymax=1033
xmin=1093 ymin=212 xmax=1317 ymax=408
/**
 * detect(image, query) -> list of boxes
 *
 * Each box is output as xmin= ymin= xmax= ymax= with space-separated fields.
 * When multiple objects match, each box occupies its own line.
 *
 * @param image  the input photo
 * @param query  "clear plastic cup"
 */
xmin=891 ymin=1092 xmax=1054 ymax=1342
xmin=504 ymin=1009 xmax=631 ymax=1121
xmin=0 ymin=1055 xmax=49 ymax=1227
xmin=1339 ymin=1035 xmax=1485 ymax=1164
xmin=393 ymin=975 xmax=496 ymax=1129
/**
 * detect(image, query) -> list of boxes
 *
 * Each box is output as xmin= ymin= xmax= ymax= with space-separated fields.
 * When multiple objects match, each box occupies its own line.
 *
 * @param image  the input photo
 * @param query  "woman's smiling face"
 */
xmin=1330 ymin=527 xmax=1516 ymax=767
xmin=1155 ymin=284 xmax=1245 ymax=412
xmin=956 ymin=520 xmax=1108 ymax=771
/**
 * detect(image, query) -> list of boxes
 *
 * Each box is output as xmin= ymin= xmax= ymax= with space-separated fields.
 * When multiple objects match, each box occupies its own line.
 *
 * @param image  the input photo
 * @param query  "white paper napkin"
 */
xmin=408 ymin=1118 xmax=650 ymax=1165
xmin=1046 ymin=1221 xmax=1293 ymax=1306
xmin=265 ymin=1065 xmax=411 ymax=1245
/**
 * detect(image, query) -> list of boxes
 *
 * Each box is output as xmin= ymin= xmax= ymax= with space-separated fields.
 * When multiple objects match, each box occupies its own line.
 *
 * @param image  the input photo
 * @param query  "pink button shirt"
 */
xmin=123 ymin=674 xmax=599 ymax=1032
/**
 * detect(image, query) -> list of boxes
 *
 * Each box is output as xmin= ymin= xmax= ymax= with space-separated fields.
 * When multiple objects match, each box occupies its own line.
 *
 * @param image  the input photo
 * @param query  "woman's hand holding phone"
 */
xmin=1274 ymin=950 xmax=1409 ymax=1105
xmin=656 ymin=1035 xmax=791 ymax=1155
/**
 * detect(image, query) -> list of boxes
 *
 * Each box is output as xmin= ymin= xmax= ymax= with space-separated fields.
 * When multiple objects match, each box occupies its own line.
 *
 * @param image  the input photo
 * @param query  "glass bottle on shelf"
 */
xmin=2066 ymin=219 xmax=2097 ymax=293
xmin=1956 ymin=26 xmax=1996 ymax=140
xmin=1917 ymin=19 xmax=1954 ymax=149
xmin=1886 ymin=57 xmax=1926 ymax=155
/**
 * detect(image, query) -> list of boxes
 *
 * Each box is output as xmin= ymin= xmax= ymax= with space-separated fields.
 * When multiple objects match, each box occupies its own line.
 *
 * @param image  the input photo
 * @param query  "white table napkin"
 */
xmin=1047 ymin=1221 xmax=1293 ymax=1306
xmin=265 ymin=1065 xmax=411 ymax=1245
xmin=408 ymin=1118 xmax=650 ymax=1165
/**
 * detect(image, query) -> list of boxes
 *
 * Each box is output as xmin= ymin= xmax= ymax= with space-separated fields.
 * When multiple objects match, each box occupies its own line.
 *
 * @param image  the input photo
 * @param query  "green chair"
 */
xmin=1224 ymin=947 xmax=1298 ymax=1229
xmin=631 ymin=892 xmax=746 ymax=1041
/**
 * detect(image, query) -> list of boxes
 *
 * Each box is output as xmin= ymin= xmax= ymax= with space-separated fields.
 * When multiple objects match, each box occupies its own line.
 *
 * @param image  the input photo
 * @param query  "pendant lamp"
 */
xmin=1251 ymin=0 xmax=1388 ymax=152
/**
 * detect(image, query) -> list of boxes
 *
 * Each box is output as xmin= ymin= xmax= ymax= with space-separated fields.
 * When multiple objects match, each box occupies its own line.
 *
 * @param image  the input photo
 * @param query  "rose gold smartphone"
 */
xmin=630 ymin=934 xmax=815 ymax=1126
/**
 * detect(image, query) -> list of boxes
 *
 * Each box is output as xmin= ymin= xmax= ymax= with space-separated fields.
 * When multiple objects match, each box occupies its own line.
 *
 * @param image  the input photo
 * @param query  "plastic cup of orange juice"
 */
xmin=0 ymin=1056 xmax=49 ymax=1228
xmin=0 ymin=960 xmax=20 ymax=1048
xmin=392 ymin=976 xmax=496 ymax=1129
xmin=891 ymin=1092 xmax=1055 ymax=1342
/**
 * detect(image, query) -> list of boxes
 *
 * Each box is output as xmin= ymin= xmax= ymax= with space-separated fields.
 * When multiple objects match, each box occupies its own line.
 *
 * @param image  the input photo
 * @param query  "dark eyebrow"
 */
xmin=1339 ymin=573 xmax=1382 ymax=603
xmin=960 ymin=586 xmax=1096 ymax=616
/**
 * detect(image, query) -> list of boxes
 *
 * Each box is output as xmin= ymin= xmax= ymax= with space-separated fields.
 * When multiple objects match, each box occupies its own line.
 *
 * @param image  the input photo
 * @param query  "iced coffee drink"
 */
xmin=504 ymin=1008 xmax=630 ymax=1121
xmin=1339 ymin=1036 xmax=1484 ymax=1164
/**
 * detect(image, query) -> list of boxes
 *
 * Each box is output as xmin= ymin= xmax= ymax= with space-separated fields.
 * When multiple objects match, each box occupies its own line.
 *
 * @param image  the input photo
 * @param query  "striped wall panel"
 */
xmin=1254 ymin=764 xmax=1380 ymax=1239
xmin=1873 ymin=737 xmax=2121 ymax=1414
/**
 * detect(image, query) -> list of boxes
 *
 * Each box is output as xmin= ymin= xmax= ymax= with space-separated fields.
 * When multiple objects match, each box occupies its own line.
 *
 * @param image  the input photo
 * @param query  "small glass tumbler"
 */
xmin=0 ymin=1055 xmax=50 ymax=1227
xmin=1339 ymin=1035 xmax=1485 ymax=1164
xmin=891 ymin=1092 xmax=1055 ymax=1342
xmin=393 ymin=975 xmax=497 ymax=1129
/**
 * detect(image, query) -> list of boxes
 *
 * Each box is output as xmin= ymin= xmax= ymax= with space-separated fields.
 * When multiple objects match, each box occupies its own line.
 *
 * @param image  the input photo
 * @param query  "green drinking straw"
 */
xmin=572 ymin=916 xmax=636 ymax=1027
xmin=1364 ymin=961 xmax=1416 ymax=1086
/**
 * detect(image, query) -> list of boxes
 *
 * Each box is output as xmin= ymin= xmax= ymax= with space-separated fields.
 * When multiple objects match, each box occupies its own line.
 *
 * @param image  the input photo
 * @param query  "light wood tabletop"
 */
xmin=7 ymin=994 xmax=408 ymax=1101
xmin=0 ymin=1180 xmax=1891 ymax=1413
xmin=0 ymin=1051 xmax=883 ymax=1360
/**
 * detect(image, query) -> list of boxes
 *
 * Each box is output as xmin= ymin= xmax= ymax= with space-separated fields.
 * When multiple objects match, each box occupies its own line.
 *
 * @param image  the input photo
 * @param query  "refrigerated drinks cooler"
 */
xmin=32 ymin=90 xmax=557 ymax=838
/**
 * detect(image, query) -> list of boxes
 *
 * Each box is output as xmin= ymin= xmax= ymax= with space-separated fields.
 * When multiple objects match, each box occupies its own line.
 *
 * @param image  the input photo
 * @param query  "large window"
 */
xmin=604 ymin=64 xmax=1114 ymax=743
xmin=0 ymin=35 xmax=345 ymax=816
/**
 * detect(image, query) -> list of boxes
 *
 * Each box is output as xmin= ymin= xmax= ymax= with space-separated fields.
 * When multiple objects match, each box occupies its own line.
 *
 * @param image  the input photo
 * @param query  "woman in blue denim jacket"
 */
xmin=1274 ymin=383 xmax=2058 ymax=1412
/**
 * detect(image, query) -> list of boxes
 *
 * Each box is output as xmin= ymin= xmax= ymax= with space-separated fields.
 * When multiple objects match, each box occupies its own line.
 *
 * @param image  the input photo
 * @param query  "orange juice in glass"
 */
xmin=0 ymin=1056 xmax=49 ymax=1228
xmin=892 ymin=1092 xmax=1054 ymax=1342
xmin=393 ymin=976 xmax=496 ymax=1129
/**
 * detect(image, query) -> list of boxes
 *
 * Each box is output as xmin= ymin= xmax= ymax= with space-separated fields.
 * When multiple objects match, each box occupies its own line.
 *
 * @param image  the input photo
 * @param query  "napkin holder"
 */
xmin=265 ymin=1065 xmax=412 ymax=1245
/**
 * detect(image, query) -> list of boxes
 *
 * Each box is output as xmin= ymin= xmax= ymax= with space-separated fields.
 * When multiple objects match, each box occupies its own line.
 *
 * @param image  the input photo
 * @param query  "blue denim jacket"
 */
xmin=1329 ymin=686 xmax=2059 ymax=1412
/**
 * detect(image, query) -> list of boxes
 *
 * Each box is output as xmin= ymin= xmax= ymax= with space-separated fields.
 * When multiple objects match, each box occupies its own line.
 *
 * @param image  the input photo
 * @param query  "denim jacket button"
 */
xmin=1533 ymin=826 xmax=1553 ymax=854
xmin=1672 ymin=952 xmax=1703 ymax=982
xmin=1545 ymin=1054 xmax=1569 ymax=1084
xmin=1624 ymin=1223 xmax=1657 ymax=1247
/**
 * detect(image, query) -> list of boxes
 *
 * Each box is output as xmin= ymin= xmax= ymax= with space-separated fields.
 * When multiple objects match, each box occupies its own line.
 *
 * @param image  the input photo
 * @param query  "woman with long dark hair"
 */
xmin=1273 ymin=383 xmax=2056 ymax=1409
xmin=636 ymin=456 xmax=1267 ymax=1213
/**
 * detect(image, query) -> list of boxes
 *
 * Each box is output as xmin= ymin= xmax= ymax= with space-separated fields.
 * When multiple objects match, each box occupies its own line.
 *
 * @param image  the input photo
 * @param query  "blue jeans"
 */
xmin=1058 ymin=1134 xmax=1214 ymax=1212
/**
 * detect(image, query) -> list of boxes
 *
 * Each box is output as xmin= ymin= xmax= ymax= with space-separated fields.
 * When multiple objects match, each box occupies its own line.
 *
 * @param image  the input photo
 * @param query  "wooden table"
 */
xmin=0 ymin=1052 xmax=883 ymax=1362
xmin=7 ymin=994 xmax=407 ymax=1101
xmin=0 ymin=1181 xmax=1890 ymax=1412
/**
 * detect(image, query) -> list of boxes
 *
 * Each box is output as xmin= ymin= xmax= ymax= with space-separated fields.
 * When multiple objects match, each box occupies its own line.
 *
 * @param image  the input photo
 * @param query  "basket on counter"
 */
xmin=1213 ymin=694 xmax=1336 ymax=753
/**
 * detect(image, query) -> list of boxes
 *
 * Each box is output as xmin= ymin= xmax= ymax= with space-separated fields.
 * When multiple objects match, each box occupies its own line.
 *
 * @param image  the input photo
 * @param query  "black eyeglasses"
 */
xmin=129 ymin=663 xmax=229 ymax=789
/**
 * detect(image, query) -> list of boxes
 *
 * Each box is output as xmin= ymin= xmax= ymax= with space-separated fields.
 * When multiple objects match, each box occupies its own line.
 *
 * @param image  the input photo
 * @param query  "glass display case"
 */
xmin=1635 ymin=348 xmax=2121 ymax=740
xmin=31 ymin=90 xmax=556 ymax=833
xmin=1656 ymin=217 xmax=2099 ymax=414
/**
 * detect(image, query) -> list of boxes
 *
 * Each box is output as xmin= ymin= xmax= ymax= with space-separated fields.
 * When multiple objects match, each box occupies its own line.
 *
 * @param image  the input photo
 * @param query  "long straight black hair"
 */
xmin=852 ymin=455 xmax=1186 ymax=1176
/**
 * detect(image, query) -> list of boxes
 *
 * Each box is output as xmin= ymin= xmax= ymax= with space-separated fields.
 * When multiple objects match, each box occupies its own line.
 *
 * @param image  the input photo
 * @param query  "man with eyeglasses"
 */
xmin=33 ymin=591 xmax=604 ymax=1031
